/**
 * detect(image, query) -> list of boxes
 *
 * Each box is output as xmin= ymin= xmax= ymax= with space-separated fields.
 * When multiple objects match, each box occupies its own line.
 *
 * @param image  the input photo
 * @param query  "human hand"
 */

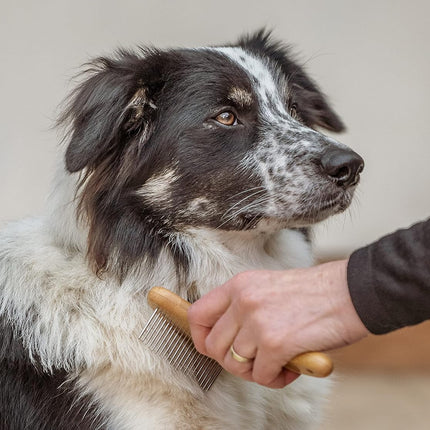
xmin=188 ymin=260 xmax=369 ymax=389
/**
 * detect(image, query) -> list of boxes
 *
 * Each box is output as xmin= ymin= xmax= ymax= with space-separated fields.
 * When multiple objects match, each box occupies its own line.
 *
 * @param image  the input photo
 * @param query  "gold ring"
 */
xmin=230 ymin=345 xmax=252 ymax=363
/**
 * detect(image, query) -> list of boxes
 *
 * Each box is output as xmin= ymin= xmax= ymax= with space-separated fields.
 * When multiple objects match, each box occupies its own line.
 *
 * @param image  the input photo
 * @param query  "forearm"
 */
xmin=347 ymin=218 xmax=430 ymax=334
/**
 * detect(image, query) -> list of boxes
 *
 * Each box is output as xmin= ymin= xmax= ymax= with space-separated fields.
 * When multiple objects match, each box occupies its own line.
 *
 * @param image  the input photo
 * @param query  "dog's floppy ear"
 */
xmin=286 ymin=77 xmax=345 ymax=133
xmin=238 ymin=30 xmax=345 ymax=132
xmin=60 ymin=49 xmax=165 ymax=173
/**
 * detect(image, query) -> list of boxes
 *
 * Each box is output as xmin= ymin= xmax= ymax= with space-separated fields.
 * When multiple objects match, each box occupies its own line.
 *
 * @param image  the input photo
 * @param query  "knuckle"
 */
xmin=261 ymin=334 xmax=285 ymax=355
xmin=230 ymin=272 xmax=250 ymax=296
xmin=232 ymin=271 xmax=250 ymax=285
xmin=235 ymin=288 xmax=260 ymax=311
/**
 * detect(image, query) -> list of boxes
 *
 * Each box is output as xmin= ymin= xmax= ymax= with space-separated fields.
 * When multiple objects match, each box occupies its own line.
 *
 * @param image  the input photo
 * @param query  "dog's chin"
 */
xmin=236 ymin=190 xmax=354 ymax=231
xmin=287 ymin=191 xmax=354 ymax=227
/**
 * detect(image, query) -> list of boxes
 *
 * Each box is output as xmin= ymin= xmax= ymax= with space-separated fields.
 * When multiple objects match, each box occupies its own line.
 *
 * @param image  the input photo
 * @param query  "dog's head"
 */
xmin=60 ymin=30 xmax=363 ymax=276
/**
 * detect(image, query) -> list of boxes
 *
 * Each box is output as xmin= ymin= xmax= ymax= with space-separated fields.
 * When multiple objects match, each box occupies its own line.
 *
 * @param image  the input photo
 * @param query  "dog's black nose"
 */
xmin=320 ymin=147 xmax=364 ymax=187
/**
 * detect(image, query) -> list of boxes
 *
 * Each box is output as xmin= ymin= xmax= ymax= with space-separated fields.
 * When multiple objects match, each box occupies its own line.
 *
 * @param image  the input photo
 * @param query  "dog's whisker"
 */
xmin=221 ymin=188 xmax=267 ymax=220
xmin=216 ymin=195 xmax=274 ymax=229
xmin=225 ymin=186 xmax=266 ymax=201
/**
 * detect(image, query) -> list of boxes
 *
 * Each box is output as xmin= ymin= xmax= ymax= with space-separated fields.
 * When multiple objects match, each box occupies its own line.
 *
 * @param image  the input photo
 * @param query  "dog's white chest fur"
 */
xmin=0 ymin=214 xmax=328 ymax=429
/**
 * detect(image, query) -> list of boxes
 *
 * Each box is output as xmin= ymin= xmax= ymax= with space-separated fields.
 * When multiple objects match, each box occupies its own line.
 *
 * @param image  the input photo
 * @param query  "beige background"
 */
xmin=1 ymin=0 xmax=430 ymax=257
xmin=1 ymin=1 xmax=430 ymax=429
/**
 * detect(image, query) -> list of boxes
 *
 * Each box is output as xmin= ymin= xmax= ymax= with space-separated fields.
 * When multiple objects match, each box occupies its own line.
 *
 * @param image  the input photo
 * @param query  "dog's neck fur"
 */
xmin=16 ymin=167 xmax=317 ymax=429
xmin=46 ymin=167 xmax=313 ymax=299
xmin=0 ymin=165 xmax=313 ymax=381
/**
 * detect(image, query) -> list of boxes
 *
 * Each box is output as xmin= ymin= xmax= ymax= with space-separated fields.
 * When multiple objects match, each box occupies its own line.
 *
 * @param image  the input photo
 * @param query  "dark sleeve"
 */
xmin=347 ymin=218 xmax=430 ymax=334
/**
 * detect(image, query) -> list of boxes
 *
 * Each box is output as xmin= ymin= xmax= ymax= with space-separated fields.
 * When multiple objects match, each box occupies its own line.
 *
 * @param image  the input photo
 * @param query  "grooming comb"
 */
xmin=139 ymin=287 xmax=333 ymax=391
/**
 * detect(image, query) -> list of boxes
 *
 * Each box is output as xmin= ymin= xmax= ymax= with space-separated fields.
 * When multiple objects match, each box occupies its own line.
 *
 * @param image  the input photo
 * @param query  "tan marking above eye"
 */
xmin=215 ymin=111 xmax=237 ymax=126
xmin=228 ymin=87 xmax=253 ymax=108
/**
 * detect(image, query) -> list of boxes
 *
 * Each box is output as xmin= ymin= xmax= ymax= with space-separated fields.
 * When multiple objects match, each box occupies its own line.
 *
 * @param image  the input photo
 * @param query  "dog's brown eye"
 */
xmin=215 ymin=111 xmax=237 ymax=126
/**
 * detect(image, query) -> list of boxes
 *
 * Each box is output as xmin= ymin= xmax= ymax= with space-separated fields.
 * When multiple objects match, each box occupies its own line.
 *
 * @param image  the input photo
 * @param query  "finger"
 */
xmin=222 ymin=344 xmax=254 ymax=381
xmin=251 ymin=347 xmax=289 ymax=389
xmin=228 ymin=325 xmax=258 ymax=362
xmin=188 ymin=324 xmax=212 ymax=356
xmin=204 ymin=306 xmax=240 ymax=363
xmin=283 ymin=370 xmax=301 ymax=386
xmin=188 ymin=283 xmax=233 ymax=354
xmin=188 ymin=281 xmax=233 ymax=328
xmin=224 ymin=340 xmax=300 ymax=387
xmin=251 ymin=368 xmax=300 ymax=388
xmin=220 ymin=326 xmax=257 ymax=378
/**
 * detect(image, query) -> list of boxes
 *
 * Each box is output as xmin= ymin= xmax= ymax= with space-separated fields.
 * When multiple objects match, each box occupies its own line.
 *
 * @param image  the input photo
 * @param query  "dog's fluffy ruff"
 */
xmin=0 ymin=169 xmax=328 ymax=429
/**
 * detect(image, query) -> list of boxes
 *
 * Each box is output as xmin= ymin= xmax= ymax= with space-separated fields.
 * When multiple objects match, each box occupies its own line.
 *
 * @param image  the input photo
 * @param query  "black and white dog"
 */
xmin=0 ymin=31 xmax=363 ymax=429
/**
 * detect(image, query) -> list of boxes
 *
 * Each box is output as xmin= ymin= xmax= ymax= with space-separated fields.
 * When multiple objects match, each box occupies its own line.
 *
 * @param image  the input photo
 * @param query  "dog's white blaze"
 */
xmin=212 ymin=47 xmax=299 ymax=216
xmin=213 ymin=47 xmax=288 ymax=123
xmin=211 ymin=47 xmax=350 ymax=223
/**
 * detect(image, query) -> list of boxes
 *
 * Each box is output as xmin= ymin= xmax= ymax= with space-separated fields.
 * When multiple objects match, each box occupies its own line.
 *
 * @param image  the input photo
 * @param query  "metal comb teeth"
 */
xmin=139 ymin=308 xmax=222 ymax=391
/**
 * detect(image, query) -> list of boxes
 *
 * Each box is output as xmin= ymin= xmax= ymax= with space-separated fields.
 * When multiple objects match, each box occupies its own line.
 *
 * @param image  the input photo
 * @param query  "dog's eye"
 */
xmin=289 ymin=103 xmax=298 ymax=119
xmin=215 ymin=111 xmax=238 ymax=126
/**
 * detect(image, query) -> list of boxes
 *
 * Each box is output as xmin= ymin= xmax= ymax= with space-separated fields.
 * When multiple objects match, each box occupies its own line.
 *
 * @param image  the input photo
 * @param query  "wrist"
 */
xmin=320 ymin=259 xmax=369 ymax=346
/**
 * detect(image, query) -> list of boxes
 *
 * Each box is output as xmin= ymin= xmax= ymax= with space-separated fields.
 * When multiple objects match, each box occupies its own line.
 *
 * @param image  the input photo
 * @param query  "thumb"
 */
xmin=188 ymin=281 xmax=233 ymax=354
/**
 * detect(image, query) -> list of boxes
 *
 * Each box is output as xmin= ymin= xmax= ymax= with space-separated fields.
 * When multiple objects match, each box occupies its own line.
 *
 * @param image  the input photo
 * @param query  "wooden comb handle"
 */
xmin=147 ymin=286 xmax=192 ymax=335
xmin=284 ymin=352 xmax=333 ymax=377
xmin=147 ymin=287 xmax=333 ymax=378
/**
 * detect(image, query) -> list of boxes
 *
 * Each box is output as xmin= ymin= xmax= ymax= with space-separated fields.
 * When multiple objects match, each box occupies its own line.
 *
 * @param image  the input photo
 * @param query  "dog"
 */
xmin=0 ymin=30 xmax=363 ymax=429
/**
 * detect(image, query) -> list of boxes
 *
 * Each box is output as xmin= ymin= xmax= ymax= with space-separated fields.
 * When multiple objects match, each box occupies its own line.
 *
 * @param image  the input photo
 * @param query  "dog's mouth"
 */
xmin=293 ymin=189 xmax=354 ymax=225
xmin=234 ymin=188 xmax=354 ymax=230
xmin=318 ymin=192 xmax=352 ymax=212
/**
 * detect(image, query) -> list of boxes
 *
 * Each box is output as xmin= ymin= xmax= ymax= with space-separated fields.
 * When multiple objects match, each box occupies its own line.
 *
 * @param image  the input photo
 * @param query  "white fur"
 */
xmin=0 ymin=167 xmax=329 ymax=429
xmin=136 ymin=168 xmax=178 ymax=205
xmin=212 ymin=47 xmax=288 ymax=124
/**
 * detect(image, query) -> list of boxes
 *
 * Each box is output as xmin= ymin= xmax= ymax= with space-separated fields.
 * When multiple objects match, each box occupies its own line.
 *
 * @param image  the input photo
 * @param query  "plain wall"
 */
xmin=1 ymin=0 xmax=429 ymax=258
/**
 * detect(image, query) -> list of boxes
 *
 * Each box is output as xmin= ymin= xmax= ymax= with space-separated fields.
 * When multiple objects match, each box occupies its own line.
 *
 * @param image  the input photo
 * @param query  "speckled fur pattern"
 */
xmin=0 ymin=31 xmax=362 ymax=429
xmin=214 ymin=46 xmax=355 ymax=225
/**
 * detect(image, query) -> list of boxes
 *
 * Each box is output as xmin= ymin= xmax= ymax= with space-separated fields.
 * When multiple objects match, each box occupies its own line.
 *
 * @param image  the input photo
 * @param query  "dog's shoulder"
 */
xmin=0 ymin=216 xmax=94 ymax=368
xmin=0 ymin=313 xmax=105 ymax=430
xmin=0 ymin=218 xmax=107 ymax=430
xmin=0 ymin=216 xmax=68 ymax=275
xmin=0 ymin=216 xmax=88 ymax=312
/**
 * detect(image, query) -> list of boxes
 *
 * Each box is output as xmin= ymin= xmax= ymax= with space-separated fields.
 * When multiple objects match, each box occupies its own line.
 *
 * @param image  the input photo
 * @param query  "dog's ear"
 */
xmin=238 ymin=30 xmax=345 ymax=132
xmin=287 ymin=77 xmax=345 ymax=133
xmin=60 ymin=49 xmax=166 ymax=173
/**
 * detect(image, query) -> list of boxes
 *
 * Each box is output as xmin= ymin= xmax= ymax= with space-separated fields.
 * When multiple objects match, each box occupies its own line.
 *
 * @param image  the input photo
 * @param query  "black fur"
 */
xmin=0 ymin=317 xmax=104 ymax=430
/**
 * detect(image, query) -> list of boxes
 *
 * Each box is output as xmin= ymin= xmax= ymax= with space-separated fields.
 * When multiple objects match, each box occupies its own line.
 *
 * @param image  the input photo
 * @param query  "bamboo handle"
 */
xmin=147 ymin=287 xmax=333 ymax=378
